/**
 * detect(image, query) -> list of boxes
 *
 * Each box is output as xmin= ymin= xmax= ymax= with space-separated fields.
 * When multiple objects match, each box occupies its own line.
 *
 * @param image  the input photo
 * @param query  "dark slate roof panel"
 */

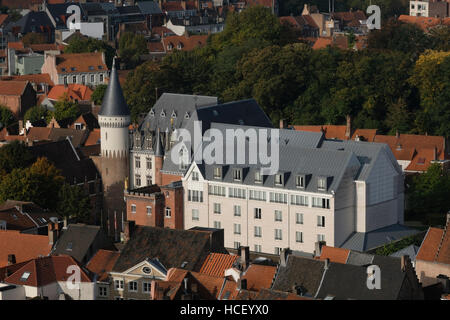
xmin=112 ymin=226 xmax=220 ymax=273
xmin=272 ymin=255 xmax=325 ymax=296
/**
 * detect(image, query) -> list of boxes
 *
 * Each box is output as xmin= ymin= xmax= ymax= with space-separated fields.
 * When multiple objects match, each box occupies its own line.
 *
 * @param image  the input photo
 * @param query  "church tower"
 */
xmin=98 ymin=58 xmax=130 ymax=240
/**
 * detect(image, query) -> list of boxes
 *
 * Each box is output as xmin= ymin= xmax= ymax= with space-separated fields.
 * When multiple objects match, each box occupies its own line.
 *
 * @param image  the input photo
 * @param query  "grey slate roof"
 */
xmin=271 ymin=255 xmax=325 ymax=296
xmin=99 ymin=59 xmax=130 ymax=117
xmin=315 ymin=255 xmax=408 ymax=300
xmin=52 ymin=224 xmax=111 ymax=263
xmin=138 ymin=93 xmax=218 ymax=133
xmin=191 ymin=123 xmax=361 ymax=194
xmin=341 ymin=224 xmax=421 ymax=252
xmin=390 ymin=245 xmax=420 ymax=261
xmin=5 ymin=11 xmax=54 ymax=34
xmin=112 ymin=226 xmax=225 ymax=273
xmin=137 ymin=1 xmax=163 ymax=15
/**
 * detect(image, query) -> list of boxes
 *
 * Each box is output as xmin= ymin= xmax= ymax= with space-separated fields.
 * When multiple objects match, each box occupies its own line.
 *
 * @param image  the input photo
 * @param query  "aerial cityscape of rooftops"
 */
xmin=0 ymin=0 xmax=448 ymax=303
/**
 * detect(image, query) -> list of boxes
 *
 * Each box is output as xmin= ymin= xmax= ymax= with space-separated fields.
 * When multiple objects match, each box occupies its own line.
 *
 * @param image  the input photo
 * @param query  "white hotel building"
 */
xmin=183 ymin=123 xmax=408 ymax=255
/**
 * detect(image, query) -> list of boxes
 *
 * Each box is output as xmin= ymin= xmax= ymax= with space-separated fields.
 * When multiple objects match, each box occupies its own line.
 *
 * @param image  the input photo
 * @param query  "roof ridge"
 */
xmin=435 ymin=221 xmax=449 ymax=261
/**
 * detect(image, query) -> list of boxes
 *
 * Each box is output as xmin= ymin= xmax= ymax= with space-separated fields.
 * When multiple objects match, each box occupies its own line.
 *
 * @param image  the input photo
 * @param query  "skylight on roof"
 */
xmin=98 ymin=65 xmax=103 ymax=69
xmin=66 ymin=242 xmax=73 ymax=251
xmin=88 ymin=66 xmax=94 ymax=70
xmin=20 ymin=272 xmax=31 ymax=282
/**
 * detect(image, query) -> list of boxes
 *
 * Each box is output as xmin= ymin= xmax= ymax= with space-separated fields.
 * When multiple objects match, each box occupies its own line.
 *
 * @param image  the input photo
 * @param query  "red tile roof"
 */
xmin=0 ymin=14 xmax=8 ymax=26
xmin=398 ymin=15 xmax=450 ymax=32
xmin=48 ymin=84 xmax=93 ymax=102
xmin=0 ymin=80 xmax=29 ymax=96
xmin=162 ymin=2 xmax=184 ymax=11
xmin=148 ymin=41 xmax=165 ymax=53
xmin=29 ymin=43 xmax=59 ymax=52
xmin=8 ymin=41 xmax=25 ymax=50
xmin=199 ymin=253 xmax=238 ymax=277
xmin=25 ymin=127 xmax=52 ymax=142
xmin=163 ymin=35 xmax=208 ymax=52
xmin=312 ymin=37 xmax=332 ymax=50
xmin=84 ymin=129 xmax=100 ymax=146
xmin=5 ymin=255 xmax=92 ymax=287
xmin=55 ymin=52 xmax=107 ymax=74
xmin=1 ymin=73 xmax=54 ymax=87
xmin=86 ymin=249 xmax=120 ymax=282
xmin=0 ymin=230 xmax=52 ymax=267
xmin=317 ymin=246 xmax=350 ymax=264
xmin=241 ymin=264 xmax=277 ymax=291
xmin=417 ymin=218 xmax=450 ymax=266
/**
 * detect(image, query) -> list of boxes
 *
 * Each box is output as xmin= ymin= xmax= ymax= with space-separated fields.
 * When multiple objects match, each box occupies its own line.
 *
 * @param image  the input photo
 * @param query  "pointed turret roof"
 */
xmin=99 ymin=58 xmax=130 ymax=117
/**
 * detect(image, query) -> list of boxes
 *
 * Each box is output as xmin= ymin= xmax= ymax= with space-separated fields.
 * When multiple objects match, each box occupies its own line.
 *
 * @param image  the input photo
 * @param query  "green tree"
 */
xmin=119 ymin=32 xmax=148 ymax=69
xmin=91 ymin=84 xmax=107 ymax=105
xmin=53 ymin=95 xmax=80 ymax=123
xmin=56 ymin=183 xmax=92 ymax=223
xmin=408 ymin=163 xmax=450 ymax=225
xmin=22 ymin=32 xmax=47 ymax=47
xmin=65 ymin=35 xmax=116 ymax=68
xmin=24 ymin=105 xmax=50 ymax=126
xmin=0 ymin=105 xmax=15 ymax=129
xmin=0 ymin=157 xmax=64 ymax=210
xmin=0 ymin=140 xmax=35 ymax=175
xmin=409 ymin=50 xmax=450 ymax=137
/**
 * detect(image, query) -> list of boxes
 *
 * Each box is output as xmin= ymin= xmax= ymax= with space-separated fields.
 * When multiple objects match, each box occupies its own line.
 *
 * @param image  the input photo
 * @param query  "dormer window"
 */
xmin=149 ymin=109 xmax=155 ymax=117
xmin=233 ymin=168 xmax=242 ymax=181
xmin=88 ymin=66 xmax=94 ymax=70
xmin=177 ymin=42 xmax=183 ymax=49
xmin=318 ymin=177 xmax=327 ymax=191
xmin=184 ymin=112 xmax=190 ymax=119
xmin=213 ymin=167 xmax=222 ymax=179
xmin=160 ymin=110 xmax=166 ymax=117
xmin=171 ymin=111 xmax=177 ymax=118
xmin=275 ymin=173 xmax=284 ymax=186
xmin=296 ymin=175 xmax=305 ymax=188
xmin=254 ymin=170 xmax=262 ymax=183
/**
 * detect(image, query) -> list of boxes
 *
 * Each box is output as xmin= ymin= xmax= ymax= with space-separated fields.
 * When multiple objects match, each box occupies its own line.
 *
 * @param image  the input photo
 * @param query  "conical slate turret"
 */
xmin=99 ymin=57 xmax=130 ymax=116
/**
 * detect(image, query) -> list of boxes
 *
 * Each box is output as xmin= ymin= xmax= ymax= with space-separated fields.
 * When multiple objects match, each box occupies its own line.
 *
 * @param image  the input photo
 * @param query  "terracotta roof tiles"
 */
xmin=317 ymin=246 xmax=350 ymax=264
xmin=199 ymin=253 xmax=238 ymax=277
xmin=55 ymin=52 xmax=107 ymax=74
xmin=86 ymin=249 xmax=120 ymax=282
xmin=0 ymin=80 xmax=28 ymax=96
xmin=0 ymin=230 xmax=52 ymax=267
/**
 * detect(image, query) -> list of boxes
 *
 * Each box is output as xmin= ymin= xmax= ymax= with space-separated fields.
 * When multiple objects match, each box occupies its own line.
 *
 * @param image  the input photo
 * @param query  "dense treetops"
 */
xmin=122 ymin=6 xmax=450 ymax=138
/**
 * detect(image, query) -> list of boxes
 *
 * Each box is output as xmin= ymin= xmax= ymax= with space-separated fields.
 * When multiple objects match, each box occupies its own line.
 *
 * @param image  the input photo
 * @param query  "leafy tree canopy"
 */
xmin=56 ymin=183 xmax=92 ymax=223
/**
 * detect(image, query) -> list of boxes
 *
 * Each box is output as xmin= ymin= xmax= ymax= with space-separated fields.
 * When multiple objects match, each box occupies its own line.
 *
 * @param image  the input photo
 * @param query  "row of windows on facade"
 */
xmin=134 ymin=174 xmax=152 ymax=187
xmin=411 ymin=4 xmax=426 ymax=10
xmin=135 ymin=157 xmax=152 ymax=169
xmin=113 ymin=280 xmax=152 ymax=294
xmin=130 ymin=204 xmax=171 ymax=217
xmin=193 ymin=206 xmax=326 ymax=226
xmin=211 ymin=167 xmax=328 ymax=191
xmin=63 ymin=73 xmax=104 ymax=85
xmin=233 ymin=235 xmax=326 ymax=254
xmin=189 ymin=187 xmax=331 ymax=209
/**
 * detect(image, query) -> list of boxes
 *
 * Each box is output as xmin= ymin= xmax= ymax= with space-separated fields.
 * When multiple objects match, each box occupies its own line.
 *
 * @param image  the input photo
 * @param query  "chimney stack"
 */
xmin=240 ymin=246 xmax=250 ymax=271
xmin=123 ymin=220 xmax=135 ymax=243
xmin=279 ymin=119 xmax=287 ymax=129
xmin=7 ymin=254 xmax=16 ymax=266
xmin=345 ymin=115 xmax=351 ymax=139
xmin=324 ymin=258 xmax=330 ymax=270
xmin=48 ymin=222 xmax=60 ymax=245
xmin=401 ymin=255 xmax=410 ymax=272
xmin=314 ymin=241 xmax=325 ymax=257
xmin=238 ymin=278 xmax=247 ymax=290
xmin=280 ymin=248 xmax=290 ymax=267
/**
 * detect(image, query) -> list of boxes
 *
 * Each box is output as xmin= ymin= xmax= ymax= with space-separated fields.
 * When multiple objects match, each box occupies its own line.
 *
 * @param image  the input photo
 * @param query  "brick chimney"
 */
xmin=123 ymin=220 xmax=135 ymax=243
xmin=240 ymin=246 xmax=250 ymax=271
xmin=401 ymin=255 xmax=410 ymax=272
xmin=7 ymin=254 xmax=16 ymax=266
xmin=345 ymin=115 xmax=351 ymax=139
xmin=279 ymin=119 xmax=287 ymax=129
xmin=48 ymin=222 xmax=59 ymax=245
